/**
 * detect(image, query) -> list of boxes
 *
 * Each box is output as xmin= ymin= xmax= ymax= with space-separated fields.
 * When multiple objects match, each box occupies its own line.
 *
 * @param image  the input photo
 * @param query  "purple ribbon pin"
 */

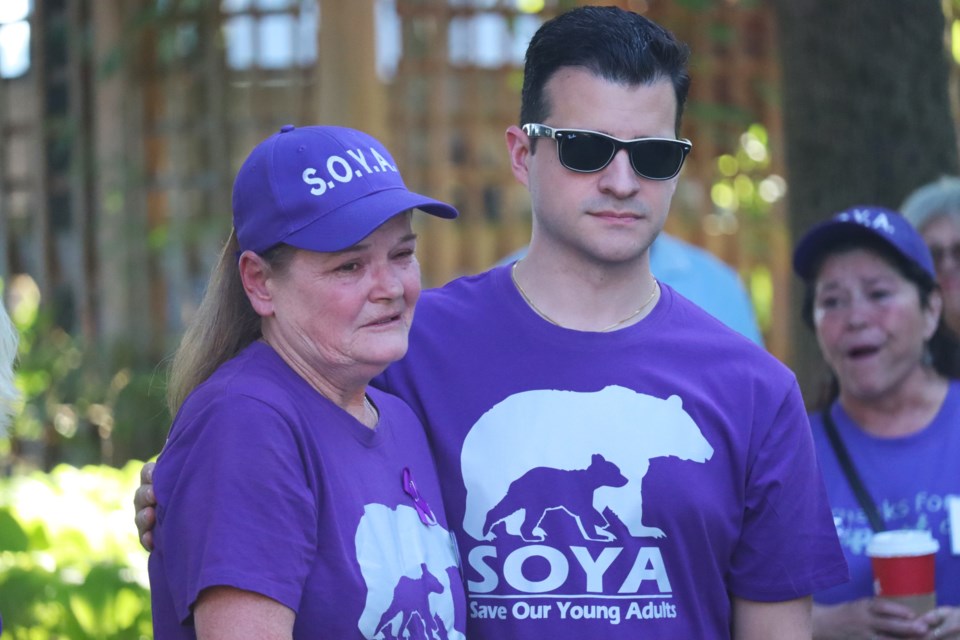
xmin=403 ymin=467 xmax=437 ymax=526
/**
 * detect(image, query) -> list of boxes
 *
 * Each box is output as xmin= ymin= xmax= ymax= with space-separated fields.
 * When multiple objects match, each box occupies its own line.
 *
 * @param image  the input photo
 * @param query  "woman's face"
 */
xmin=261 ymin=213 xmax=421 ymax=382
xmin=813 ymin=248 xmax=940 ymax=403
xmin=920 ymin=214 xmax=960 ymax=330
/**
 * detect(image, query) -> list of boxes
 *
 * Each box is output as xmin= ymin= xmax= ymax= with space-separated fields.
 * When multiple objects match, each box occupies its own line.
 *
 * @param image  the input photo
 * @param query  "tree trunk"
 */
xmin=771 ymin=0 xmax=959 ymax=404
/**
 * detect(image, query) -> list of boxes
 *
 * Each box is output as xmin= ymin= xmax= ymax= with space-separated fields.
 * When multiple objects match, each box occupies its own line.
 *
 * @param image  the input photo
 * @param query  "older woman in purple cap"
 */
xmin=793 ymin=205 xmax=960 ymax=639
xmin=146 ymin=125 xmax=466 ymax=640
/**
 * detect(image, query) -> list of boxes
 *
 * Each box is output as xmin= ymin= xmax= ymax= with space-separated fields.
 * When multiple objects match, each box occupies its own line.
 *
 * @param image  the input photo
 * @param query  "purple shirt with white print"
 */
xmin=149 ymin=341 xmax=465 ymax=639
xmin=377 ymin=264 xmax=848 ymax=639
xmin=811 ymin=386 xmax=960 ymax=606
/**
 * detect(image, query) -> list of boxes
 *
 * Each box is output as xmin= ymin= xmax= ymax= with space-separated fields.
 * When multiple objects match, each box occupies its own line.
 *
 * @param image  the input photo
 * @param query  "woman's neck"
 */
xmin=260 ymin=336 xmax=380 ymax=429
xmin=838 ymin=370 xmax=949 ymax=438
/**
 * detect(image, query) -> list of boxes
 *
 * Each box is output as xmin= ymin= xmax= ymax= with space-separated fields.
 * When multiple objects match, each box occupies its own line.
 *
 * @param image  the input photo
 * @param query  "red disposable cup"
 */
xmin=866 ymin=530 xmax=939 ymax=615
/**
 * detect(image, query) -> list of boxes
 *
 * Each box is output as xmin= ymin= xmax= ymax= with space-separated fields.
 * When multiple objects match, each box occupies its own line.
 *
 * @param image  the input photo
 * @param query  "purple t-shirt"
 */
xmin=377 ymin=265 xmax=848 ymax=639
xmin=811 ymin=384 xmax=960 ymax=605
xmin=149 ymin=341 xmax=466 ymax=639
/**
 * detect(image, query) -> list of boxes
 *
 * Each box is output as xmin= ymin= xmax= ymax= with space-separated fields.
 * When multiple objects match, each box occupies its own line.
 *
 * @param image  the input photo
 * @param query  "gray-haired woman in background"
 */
xmin=902 ymin=176 xmax=960 ymax=337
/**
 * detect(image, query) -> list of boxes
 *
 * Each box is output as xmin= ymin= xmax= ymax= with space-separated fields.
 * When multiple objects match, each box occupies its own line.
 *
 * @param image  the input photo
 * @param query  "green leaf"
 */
xmin=69 ymin=591 xmax=99 ymax=635
xmin=0 ymin=507 xmax=29 ymax=551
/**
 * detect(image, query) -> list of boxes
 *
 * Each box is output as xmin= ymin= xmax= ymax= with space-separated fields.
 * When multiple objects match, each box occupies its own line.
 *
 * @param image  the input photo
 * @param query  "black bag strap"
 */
xmin=821 ymin=408 xmax=886 ymax=533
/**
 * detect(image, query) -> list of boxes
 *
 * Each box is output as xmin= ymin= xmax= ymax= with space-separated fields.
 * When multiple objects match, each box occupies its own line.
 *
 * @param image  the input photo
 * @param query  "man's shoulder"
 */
xmin=660 ymin=287 xmax=790 ymax=375
xmin=419 ymin=265 xmax=507 ymax=313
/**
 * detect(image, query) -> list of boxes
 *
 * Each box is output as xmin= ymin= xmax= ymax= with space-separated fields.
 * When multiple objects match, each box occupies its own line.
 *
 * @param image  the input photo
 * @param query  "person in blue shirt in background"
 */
xmin=0 ymin=302 xmax=18 ymax=432
xmin=499 ymin=232 xmax=764 ymax=345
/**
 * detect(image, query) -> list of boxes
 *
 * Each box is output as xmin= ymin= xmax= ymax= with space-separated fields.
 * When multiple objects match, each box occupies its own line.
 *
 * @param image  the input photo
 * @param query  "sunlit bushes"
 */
xmin=0 ymin=461 xmax=152 ymax=639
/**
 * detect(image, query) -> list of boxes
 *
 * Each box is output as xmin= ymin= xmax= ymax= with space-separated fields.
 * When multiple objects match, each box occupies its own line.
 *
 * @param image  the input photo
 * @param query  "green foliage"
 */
xmin=0 ymin=461 xmax=152 ymax=639
xmin=953 ymin=19 xmax=960 ymax=65
xmin=707 ymin=124 xmax=787 ymax=335
xmin=709 ymin=124 xmax=784 ymax=221
xmin=5 ymin=275 xmax=169 ymax=472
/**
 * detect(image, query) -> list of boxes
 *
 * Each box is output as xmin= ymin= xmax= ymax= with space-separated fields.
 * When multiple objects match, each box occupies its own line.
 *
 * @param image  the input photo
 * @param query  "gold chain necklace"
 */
xmin=511 ymin=261 xmax=659 ymax=332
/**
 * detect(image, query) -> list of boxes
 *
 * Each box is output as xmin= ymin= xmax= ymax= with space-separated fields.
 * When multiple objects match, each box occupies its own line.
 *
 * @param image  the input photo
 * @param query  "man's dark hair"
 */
xmin=519 ymin=6 xmax=691 ymax=134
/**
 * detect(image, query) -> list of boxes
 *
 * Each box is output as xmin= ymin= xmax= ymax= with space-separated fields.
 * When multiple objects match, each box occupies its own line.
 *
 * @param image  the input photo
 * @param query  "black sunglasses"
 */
xmin=522 ymin=123 xmax=692 ymax=180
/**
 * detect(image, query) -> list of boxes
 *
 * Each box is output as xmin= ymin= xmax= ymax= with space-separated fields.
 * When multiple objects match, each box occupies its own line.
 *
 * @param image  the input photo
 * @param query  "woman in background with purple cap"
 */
xmin=793 ymin=205 xmax=960 ymax=639
xmin=147 ymin=125 xmax=466 ymax=639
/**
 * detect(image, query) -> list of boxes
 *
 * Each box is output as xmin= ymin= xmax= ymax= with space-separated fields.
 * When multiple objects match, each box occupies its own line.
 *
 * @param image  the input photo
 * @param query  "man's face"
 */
xmin=518 ymin=68 xmax=681 ymax=268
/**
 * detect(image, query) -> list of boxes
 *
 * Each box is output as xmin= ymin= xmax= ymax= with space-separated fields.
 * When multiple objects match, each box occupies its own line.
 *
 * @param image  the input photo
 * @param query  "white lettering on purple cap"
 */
xmin=327 ymin=155 xmax=353 ymax=184
xmin=370 ymin=147 xmax=396 ymax=173
xmin=301 ymin=147 xmax=399 ymax=196
xmin=346 ymin=148 xmax=373 ymax=173
xmin=302 ymin=167 xmax=327 ymax=195
xmin=837 ymin=207 xmax=896 ymax=235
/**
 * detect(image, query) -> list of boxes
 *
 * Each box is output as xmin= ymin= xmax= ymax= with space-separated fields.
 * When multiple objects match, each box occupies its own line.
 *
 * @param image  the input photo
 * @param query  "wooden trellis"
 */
xmin=0 ymin=0 xmax=855 ymax=366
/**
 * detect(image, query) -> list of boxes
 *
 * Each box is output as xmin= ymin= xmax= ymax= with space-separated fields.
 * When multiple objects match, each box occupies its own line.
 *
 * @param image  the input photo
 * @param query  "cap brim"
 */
xmin=282 ymin=187 xmax=458 ymax=253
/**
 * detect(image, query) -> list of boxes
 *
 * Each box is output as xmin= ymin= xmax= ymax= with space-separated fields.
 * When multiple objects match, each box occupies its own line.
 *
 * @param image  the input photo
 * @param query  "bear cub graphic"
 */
xmin=375 ymin=562 xmax=446 ymax=640
xmin=482 ymin=453 xmax=628 ymax=542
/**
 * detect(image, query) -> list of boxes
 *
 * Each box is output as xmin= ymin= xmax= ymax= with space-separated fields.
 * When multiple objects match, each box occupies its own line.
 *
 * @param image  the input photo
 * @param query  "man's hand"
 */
xmin=134 ymin=461 xmax=157 ymax=551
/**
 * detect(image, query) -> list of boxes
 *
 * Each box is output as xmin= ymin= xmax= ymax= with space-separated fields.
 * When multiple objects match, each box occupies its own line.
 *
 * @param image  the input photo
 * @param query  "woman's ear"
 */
xmin=238 ymin=250 xmax=275 ymax=317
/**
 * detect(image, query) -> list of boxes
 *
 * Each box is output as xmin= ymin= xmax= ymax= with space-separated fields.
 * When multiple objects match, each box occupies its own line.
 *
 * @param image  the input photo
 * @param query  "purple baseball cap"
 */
xmin=233 ymin=125 xmax=458 ymax=253
xmin=792 ymin=205 xmax=936 ymax=281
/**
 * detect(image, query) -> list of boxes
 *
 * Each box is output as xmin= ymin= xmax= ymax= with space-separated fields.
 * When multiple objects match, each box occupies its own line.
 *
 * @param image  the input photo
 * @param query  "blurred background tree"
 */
xmin=772 ymin=0 xmax=959 ymax=397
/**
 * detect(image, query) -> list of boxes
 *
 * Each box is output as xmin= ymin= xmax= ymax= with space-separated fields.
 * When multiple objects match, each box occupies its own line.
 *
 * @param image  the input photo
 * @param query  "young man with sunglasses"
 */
xmin=380 ymin=7 xmax=846 ymax=638
xmin=136 ymin=6 xmax=847 ymax=638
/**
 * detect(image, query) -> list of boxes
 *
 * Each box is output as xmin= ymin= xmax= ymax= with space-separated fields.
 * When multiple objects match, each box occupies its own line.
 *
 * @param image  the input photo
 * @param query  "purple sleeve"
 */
xmin=728 ymin=380 xmax=848 ymax=600
xmin=156 ymin=393 xmax=318 ymax=622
